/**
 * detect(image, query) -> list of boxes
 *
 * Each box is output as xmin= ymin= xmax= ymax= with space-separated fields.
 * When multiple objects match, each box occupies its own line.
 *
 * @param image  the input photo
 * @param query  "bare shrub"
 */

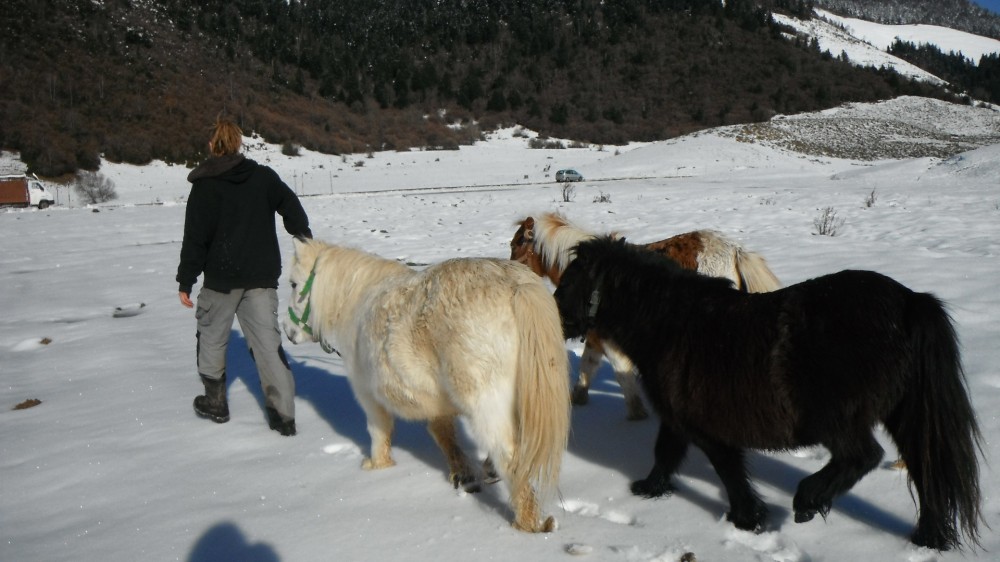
xmin=530 ymin=137 xmax=566 ymax=149
xmin=74 ymin=170 xmax=118 ymax=204
xmin=281 ymin=141 xmax=301 ymax=156
xmin=813 ymin=206 xmax=845 ymax=236
xmin=592 ymin=191 xmax=612 ymax=203
xmin=864 ymin=188 xmax=877 ymax=208
xmin=561 ymin=183 xmax=576 ymax=202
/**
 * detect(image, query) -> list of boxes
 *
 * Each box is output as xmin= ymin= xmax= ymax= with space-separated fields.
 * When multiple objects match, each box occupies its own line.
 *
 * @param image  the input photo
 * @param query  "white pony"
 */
xmin=510 ymin=212 xmax=782 ymax=420
xmin=283 ymin=238 xmax=570 ymax=532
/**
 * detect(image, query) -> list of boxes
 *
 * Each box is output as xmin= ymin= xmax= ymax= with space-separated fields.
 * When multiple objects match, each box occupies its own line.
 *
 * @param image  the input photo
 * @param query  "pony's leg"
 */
xmin=481 ymin=456 xmax=500 ymax=484
xmin=632 ymin=422 xmax=689 ymax=497
xmin=695 ymin=437 xmax=768 ymax=532
xmin=572 ymin=337 xmax=604 ymax=405
xmin=793 ymin=432 xmax=883 ymax=523
xmin=360 ymin=401 xmax=396 ymax=470
xmin=603 ymin=344 xmax=649 ymax=420
xmin=615 ymin=366 xmax=648 ymax=421
xmin=427 ymin=416 xmax=479 ymax=492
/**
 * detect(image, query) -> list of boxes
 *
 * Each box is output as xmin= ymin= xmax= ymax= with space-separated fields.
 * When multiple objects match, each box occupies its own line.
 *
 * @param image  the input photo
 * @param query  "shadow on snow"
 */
xmin=562 ymin=350 xmax=914 ymax=539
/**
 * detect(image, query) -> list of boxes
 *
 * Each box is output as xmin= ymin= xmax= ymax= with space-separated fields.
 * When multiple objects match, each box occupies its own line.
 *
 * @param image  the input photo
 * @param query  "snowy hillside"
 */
xmin=817 ymin=9 xmax=1000 ymax=64
xmin=775 ymin=8 xmax=1000 ymax=87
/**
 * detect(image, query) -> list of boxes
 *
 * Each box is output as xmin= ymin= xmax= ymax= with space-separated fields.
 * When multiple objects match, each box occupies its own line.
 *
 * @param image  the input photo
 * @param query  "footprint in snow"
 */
xmin=322 ymin=443 xmax=362 ymax=459
xmin=723 ymin=524 xmax=806 ymax=562
xmin=112 ymin=302 xmax=146 ymax=318
xmin=561 ymin=498 xmax=639 ymax=527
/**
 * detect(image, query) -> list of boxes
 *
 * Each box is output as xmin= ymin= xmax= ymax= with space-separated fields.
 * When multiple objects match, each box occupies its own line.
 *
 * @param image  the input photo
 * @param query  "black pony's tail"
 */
xmin=885 ymin=292 xmax=983 ymax=551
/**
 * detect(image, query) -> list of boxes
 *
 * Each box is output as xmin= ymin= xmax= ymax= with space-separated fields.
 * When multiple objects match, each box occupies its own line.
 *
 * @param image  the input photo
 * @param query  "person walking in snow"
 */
xmin=176 ymin=118 xmax=311 ymax=436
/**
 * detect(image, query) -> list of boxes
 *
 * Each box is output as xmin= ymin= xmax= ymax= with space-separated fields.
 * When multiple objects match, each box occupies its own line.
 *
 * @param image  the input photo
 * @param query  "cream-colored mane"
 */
xmin=533 ymin=212 xmax=599 ymax=274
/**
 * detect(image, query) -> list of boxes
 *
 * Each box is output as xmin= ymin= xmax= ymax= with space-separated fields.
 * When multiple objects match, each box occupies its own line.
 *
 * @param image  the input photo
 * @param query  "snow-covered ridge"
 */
xmin=817 ymin=9 xmax=1000 ymax=64
xmin=724 ymin=96 xmax=1000 ymax=160
xmin=774 ymin=12 xmax=945 ymax=84
xmin=775 ymin=8 xmax=1000 ymax=92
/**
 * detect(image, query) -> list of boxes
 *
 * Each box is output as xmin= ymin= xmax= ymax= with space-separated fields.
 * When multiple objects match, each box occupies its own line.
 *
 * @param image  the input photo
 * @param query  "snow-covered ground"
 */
xmin=2 ymin=96 xmax=999 ymax=562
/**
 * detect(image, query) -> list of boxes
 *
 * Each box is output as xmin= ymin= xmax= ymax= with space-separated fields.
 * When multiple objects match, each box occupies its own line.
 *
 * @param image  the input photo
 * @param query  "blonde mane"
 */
xmin=533 ymin=212 xmax=599 ymax=275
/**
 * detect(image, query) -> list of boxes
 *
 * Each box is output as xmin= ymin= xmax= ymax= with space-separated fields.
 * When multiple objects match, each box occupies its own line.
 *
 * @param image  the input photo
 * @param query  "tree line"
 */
xmin=0 ymin=0 xmax=962 ymax=177
xmin=888 ymin=40 xmax=1000 ymax=104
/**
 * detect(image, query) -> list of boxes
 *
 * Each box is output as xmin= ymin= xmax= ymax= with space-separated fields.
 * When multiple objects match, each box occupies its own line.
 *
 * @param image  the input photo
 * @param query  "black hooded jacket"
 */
xmin=176 ymin=154 xmax=312 ymax=294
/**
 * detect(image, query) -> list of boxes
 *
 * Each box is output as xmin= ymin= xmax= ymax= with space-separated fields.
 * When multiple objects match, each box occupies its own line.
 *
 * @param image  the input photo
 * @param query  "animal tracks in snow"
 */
xmin=561 ymin=498 xmax=640 ymax=527
xmin=723 ymin=525 xmax=807 ymax=562
xmin=561 ymin=496 xmax=808 ymax=562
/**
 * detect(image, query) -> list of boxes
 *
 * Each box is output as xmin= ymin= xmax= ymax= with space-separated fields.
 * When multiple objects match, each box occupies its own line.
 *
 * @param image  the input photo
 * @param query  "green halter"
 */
xmin=287 ymin=267 xmax=338 ymax=355
xmin=287 ymin=268 xmax=316 ymax=334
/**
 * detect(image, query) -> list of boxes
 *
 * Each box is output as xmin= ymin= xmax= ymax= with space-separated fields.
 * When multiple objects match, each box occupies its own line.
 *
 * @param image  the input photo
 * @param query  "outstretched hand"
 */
xmin=179 ymin=292 xmax=193 ymax=308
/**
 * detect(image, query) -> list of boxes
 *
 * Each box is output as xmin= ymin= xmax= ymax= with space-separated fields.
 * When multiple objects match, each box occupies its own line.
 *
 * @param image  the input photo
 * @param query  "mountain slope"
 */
xmin=812 ymin=0 xmax=1000 ymax=39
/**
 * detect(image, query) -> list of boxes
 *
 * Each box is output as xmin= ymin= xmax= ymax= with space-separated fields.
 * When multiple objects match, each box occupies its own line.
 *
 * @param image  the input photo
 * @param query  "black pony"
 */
xmin=553 ymin=236 xmax=982 ymax=551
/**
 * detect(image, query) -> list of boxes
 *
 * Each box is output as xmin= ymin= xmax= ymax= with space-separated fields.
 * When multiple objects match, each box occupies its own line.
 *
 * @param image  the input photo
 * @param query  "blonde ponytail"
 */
xmin=208 ymin=118 xmax=243 ymax=156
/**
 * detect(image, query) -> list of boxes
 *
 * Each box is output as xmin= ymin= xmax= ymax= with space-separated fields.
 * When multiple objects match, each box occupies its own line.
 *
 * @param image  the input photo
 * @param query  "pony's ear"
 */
xmin=523 ymin=217 xmax=535 ymax=240
xmin=292 ymin=236 xmax=309 ymax=255
xmin=524 ymin=226 xmax=535 ymax=243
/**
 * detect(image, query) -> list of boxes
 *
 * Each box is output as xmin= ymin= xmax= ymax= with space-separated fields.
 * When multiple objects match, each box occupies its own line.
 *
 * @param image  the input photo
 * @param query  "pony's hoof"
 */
xmin=481 ymin=458 xmax=500 ymax=484
xmin=452 ymin=472 xmax=480 ymax=493
xmin=630 ymin=478 xmax=674 ymax=498
xmin=513 ymin=516 xmax=556 ymax=533
xmin=727 ymin=507 xmax=768 ymax=533
xmin=571 ymin=386 xmax=590 ymax=406
xmin=793 ymin=498 xmax=829 ymax=524
xmin=794 ymin=509 xmax=816 ymax=523
xmin=362 ymin=457 xmax=395 ymax=470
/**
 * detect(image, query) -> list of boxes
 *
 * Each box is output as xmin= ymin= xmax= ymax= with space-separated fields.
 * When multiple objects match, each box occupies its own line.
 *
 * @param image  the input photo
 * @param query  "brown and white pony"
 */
xmin=510 ymin=212 xmax=781 ymax=420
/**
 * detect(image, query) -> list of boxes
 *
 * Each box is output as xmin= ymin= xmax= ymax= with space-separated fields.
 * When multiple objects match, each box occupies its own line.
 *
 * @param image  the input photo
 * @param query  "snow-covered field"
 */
xmin=2 ymin=96 xmax=998 ymax=562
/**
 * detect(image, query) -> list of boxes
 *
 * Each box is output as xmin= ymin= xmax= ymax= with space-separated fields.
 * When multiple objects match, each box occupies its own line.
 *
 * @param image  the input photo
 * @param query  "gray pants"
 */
xmin=196 ymin=287 xmax=295 ymax=420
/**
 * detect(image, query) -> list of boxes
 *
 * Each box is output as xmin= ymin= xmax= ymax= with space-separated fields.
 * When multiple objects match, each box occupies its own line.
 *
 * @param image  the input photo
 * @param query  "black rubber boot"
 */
xmin=194 ymin=374 xmax=230 ymax=423
xmin=266 ymin=407 xmax=296 ymax=436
